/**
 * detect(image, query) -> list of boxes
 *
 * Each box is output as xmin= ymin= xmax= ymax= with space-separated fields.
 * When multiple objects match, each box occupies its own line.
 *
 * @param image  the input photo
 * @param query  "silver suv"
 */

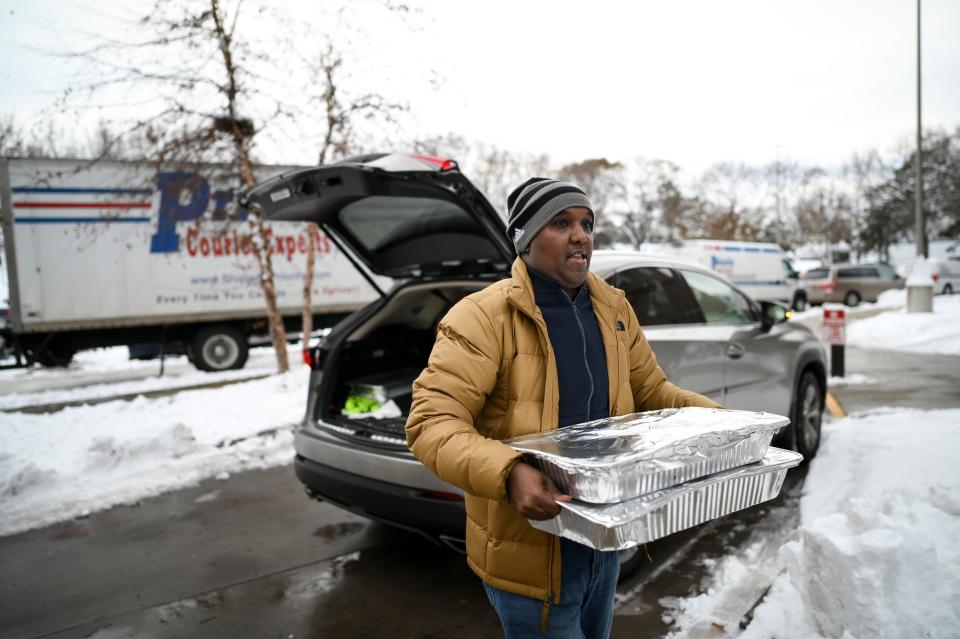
xmin=242 ymin=154 xmax=827 ymax=556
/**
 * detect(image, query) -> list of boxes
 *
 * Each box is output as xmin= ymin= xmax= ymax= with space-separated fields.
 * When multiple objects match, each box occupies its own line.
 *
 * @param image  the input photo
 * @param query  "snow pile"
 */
xmin=825 ymin=373 xmax=875 ymax=387
xmin=0 ymin=365 xmax=272 ymax=410
xmin=665 ymin=408 xmax=960 ymax=638
xmin=791 ymin=291 xmax=960 ymax=356
xmin=904 ymin=256 xmax=935 ymax=286
xmin=845 ymin=294 xmax=960 ymax=355
xmin=0 ymin=369 xmax=309 ymax=537
xmin=1 ymin=344 xmax=282 ymax=383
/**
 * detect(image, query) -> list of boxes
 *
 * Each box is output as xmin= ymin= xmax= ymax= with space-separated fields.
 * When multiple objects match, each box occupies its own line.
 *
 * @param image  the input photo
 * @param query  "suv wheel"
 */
xmin=843 ymin=290 xmax=861 ymax=307
xmin=191 ymin=325 xmax=249 ymax=371
xmin=793 ymin=370 xmax=822 ymax=459
xmin=945 ymin=283 xmax=954 ymax=295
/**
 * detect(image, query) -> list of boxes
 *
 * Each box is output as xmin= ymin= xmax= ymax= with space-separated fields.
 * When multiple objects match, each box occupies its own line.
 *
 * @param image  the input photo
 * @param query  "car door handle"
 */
xmin=725 ymin=343 xmax=745 ymax=359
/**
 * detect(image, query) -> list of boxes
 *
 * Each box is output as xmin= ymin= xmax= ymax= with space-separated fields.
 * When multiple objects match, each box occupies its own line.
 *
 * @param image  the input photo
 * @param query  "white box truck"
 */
xmin=651 ymin=239 xmax=807 ymax=310
xmin=0 ymin=157 xmax=386 ymax=370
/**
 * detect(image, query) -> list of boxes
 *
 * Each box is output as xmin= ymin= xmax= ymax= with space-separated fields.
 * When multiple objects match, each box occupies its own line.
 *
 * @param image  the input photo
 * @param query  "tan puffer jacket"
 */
xmin=405 ymin=258 xmax=720 ymax=606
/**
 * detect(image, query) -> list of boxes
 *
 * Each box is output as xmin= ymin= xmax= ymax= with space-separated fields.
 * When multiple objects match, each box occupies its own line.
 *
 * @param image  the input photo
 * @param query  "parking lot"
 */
xmin=3 ymin=345 xmax=957 ymax=638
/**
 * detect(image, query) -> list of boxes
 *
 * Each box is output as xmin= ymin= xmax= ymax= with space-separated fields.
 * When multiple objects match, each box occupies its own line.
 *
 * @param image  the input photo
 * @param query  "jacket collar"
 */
xmin=506 ymin=258 xmax=623 ymax=319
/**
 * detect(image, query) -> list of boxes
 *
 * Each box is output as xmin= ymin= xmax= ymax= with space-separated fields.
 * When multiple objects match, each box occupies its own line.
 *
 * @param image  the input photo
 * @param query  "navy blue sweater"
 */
xmin=528 ymin=267 xmax=610 ymax=428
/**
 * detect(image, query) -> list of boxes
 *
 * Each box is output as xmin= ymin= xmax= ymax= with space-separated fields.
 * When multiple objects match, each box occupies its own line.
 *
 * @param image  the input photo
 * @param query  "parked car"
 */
xmin=802 ymin=263 xmax=904 ymax=306
xmin=242 ymin=153 xmax=828 ymax=575
xmin=929 ymin=258 xmax=960 ymax=295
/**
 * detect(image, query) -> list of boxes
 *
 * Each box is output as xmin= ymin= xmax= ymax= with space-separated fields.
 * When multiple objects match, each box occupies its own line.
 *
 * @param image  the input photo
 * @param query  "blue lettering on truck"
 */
xmin=149 ymin=173 xmax=245 ymax=253
xmin=710 ymin=255 xmax=734 ymax=270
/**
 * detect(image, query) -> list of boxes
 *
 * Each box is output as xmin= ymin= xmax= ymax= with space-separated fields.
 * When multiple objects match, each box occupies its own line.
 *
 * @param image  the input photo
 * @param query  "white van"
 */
xmin=651 ymin=240 xmax=806 ymax=309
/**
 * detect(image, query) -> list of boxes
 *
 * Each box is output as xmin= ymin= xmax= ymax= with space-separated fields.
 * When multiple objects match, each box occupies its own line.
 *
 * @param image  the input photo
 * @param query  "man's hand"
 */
xmin=506 ymin=461 xmax=572 ymax=520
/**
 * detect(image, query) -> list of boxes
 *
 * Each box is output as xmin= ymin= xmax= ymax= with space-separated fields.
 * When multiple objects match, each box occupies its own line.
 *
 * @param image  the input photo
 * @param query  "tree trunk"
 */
xmin=247 ymin=210 xmax=289 ymax=373
xmin=301 ymin=222 xmax=321 ymax=355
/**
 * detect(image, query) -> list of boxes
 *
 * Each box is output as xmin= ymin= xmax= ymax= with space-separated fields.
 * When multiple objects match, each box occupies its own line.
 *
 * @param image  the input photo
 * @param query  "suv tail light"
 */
xmin=818 ymin=282 xmax=837 ymax=292
xmin=411 ymin=154 xmax=457 ymax=171
xmin=932 ymin=274 xmax=940 ymax=282
xmin=304 ymin=346 xmax=327 ymax=370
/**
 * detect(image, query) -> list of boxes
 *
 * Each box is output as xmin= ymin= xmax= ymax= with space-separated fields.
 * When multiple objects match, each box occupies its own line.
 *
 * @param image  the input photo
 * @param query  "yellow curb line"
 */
xmin=826 ymin=391 xmax=845 ymax=418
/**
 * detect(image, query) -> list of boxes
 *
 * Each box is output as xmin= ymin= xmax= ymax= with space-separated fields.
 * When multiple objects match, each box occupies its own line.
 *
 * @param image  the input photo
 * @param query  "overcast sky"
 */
xmin=2 ymin=0 xmax=958 ymax=173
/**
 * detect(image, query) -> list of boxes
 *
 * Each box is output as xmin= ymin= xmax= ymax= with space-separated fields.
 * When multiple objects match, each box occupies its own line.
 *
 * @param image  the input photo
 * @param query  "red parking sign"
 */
xmin=823 ymin=308 xmax=846 ymax=345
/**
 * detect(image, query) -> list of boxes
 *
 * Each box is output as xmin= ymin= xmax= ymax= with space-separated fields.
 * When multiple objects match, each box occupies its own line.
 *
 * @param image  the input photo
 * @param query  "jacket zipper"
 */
xmin=615 ymin=297 xmax=624 ymax=415
xmin=541 ymin=537 xmax=557 ymax=634
xmin=569 ymin=292 xmax=594 ymax=420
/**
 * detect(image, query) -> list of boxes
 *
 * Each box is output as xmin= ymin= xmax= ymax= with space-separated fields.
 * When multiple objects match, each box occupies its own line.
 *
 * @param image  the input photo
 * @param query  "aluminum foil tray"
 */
xmin=530 ymin=447 xmax=803 ymax=550
xmin=507 ymin=407 xmax=790 ymax=503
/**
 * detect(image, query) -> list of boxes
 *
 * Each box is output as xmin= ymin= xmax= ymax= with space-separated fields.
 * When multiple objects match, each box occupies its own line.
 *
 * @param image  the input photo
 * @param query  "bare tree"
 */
xmin=413 ymin=133 xmax=552 ymax=216
xmin=0 ymin=115 xmax=90 ymax=158
xmin=694 ymin=162 xmax=763 ymax=240
xmin=755 ymin=158 xmax=806 ymax=248
xmin=43 ymin=0 xmax=422 ymax=372
xmin=40 ymin=0 xmax=293 ymax=370
xmin=312 ymin=41 xmax=409 ymax=166
xmin=298 ymin=36 xmax=410 ymax=353
xmin=618 ymin=159 xmax=695 ymax=248
xmin=846 ymin=150 xmax=888 ymax=261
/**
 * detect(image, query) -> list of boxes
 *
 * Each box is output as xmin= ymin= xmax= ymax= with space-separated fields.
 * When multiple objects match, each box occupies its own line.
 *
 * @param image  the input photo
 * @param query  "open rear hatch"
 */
xmin=241 ymin=153 xmax=515 ymax=279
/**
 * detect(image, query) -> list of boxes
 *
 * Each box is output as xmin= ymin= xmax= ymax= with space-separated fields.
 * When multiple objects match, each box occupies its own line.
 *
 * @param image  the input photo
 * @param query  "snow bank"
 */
xmin=791 ymin=292 xmax=960 ymax=356
xmin=0 ymin=370 xmax=309 ymax=537
xmin=0 ymin=365 xmax=273 ymax=410
xmin=845 ymin=295 xmax=960 ymax=355
xmin=666 ymin=408 xmax=960 ymax=638
xmin=825 ymin=373 xmax=875 ymax=387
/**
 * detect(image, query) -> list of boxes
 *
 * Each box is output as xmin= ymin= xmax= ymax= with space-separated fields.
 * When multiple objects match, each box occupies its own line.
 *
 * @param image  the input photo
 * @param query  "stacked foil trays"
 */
xmin=506 ymin=407 xmax=802 ymax=550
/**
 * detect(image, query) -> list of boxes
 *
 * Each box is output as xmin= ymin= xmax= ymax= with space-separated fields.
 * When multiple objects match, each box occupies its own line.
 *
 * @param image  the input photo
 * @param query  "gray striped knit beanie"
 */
xmin=506 ymin=177 xmax=594 ymax=253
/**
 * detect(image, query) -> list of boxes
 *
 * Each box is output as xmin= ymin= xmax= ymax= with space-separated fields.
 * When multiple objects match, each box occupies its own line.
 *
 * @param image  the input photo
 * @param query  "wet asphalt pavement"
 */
xmin=1 ymin=347 xmax=957 ymax=638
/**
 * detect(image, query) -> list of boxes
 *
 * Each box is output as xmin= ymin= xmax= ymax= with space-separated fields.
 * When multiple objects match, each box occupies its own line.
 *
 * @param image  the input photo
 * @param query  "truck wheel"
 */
xmin=33 ymin=341 xmax=77 ymax=367
xmin=792 ymin=370 xmax=822 ymax=459
xmin=191 ymin=326 xmax=249 ymax=371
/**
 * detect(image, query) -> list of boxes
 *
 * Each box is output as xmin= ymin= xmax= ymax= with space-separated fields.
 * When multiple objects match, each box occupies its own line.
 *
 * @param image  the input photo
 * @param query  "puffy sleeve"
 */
xmin=405 ymin=298 xmax=522 ymax=502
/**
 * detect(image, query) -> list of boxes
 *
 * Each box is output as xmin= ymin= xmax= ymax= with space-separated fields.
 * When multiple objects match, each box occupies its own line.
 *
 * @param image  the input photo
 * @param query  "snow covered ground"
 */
xmin=792 ymin=289 xmax=960 ymax=356
xmin=0 ymin=346 xmax=308 ymax=537
xmin=843 ymin=293 xmax=960 ymax=355
xmin=663 ymin=407 xmax=960 ymax=639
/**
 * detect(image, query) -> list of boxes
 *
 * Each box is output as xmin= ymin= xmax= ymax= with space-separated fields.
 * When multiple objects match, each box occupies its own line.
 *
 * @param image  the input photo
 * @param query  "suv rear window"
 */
xmin=805 ymin=268 xmax=830 ymax=279
xmin=838 ymin=266 xmax=879 ymax=278
xmin=340 ymin=196 xmax=479 ymax=252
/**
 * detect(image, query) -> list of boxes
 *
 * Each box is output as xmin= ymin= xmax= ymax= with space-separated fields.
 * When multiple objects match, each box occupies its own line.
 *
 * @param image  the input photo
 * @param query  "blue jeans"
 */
xmin=483 ymin=537 xmax=620 ymax=638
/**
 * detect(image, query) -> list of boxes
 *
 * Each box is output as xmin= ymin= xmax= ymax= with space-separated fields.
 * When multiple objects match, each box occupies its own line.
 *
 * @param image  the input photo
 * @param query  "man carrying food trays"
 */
xmin=406 ymin=177 xmax=720 ymax=638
